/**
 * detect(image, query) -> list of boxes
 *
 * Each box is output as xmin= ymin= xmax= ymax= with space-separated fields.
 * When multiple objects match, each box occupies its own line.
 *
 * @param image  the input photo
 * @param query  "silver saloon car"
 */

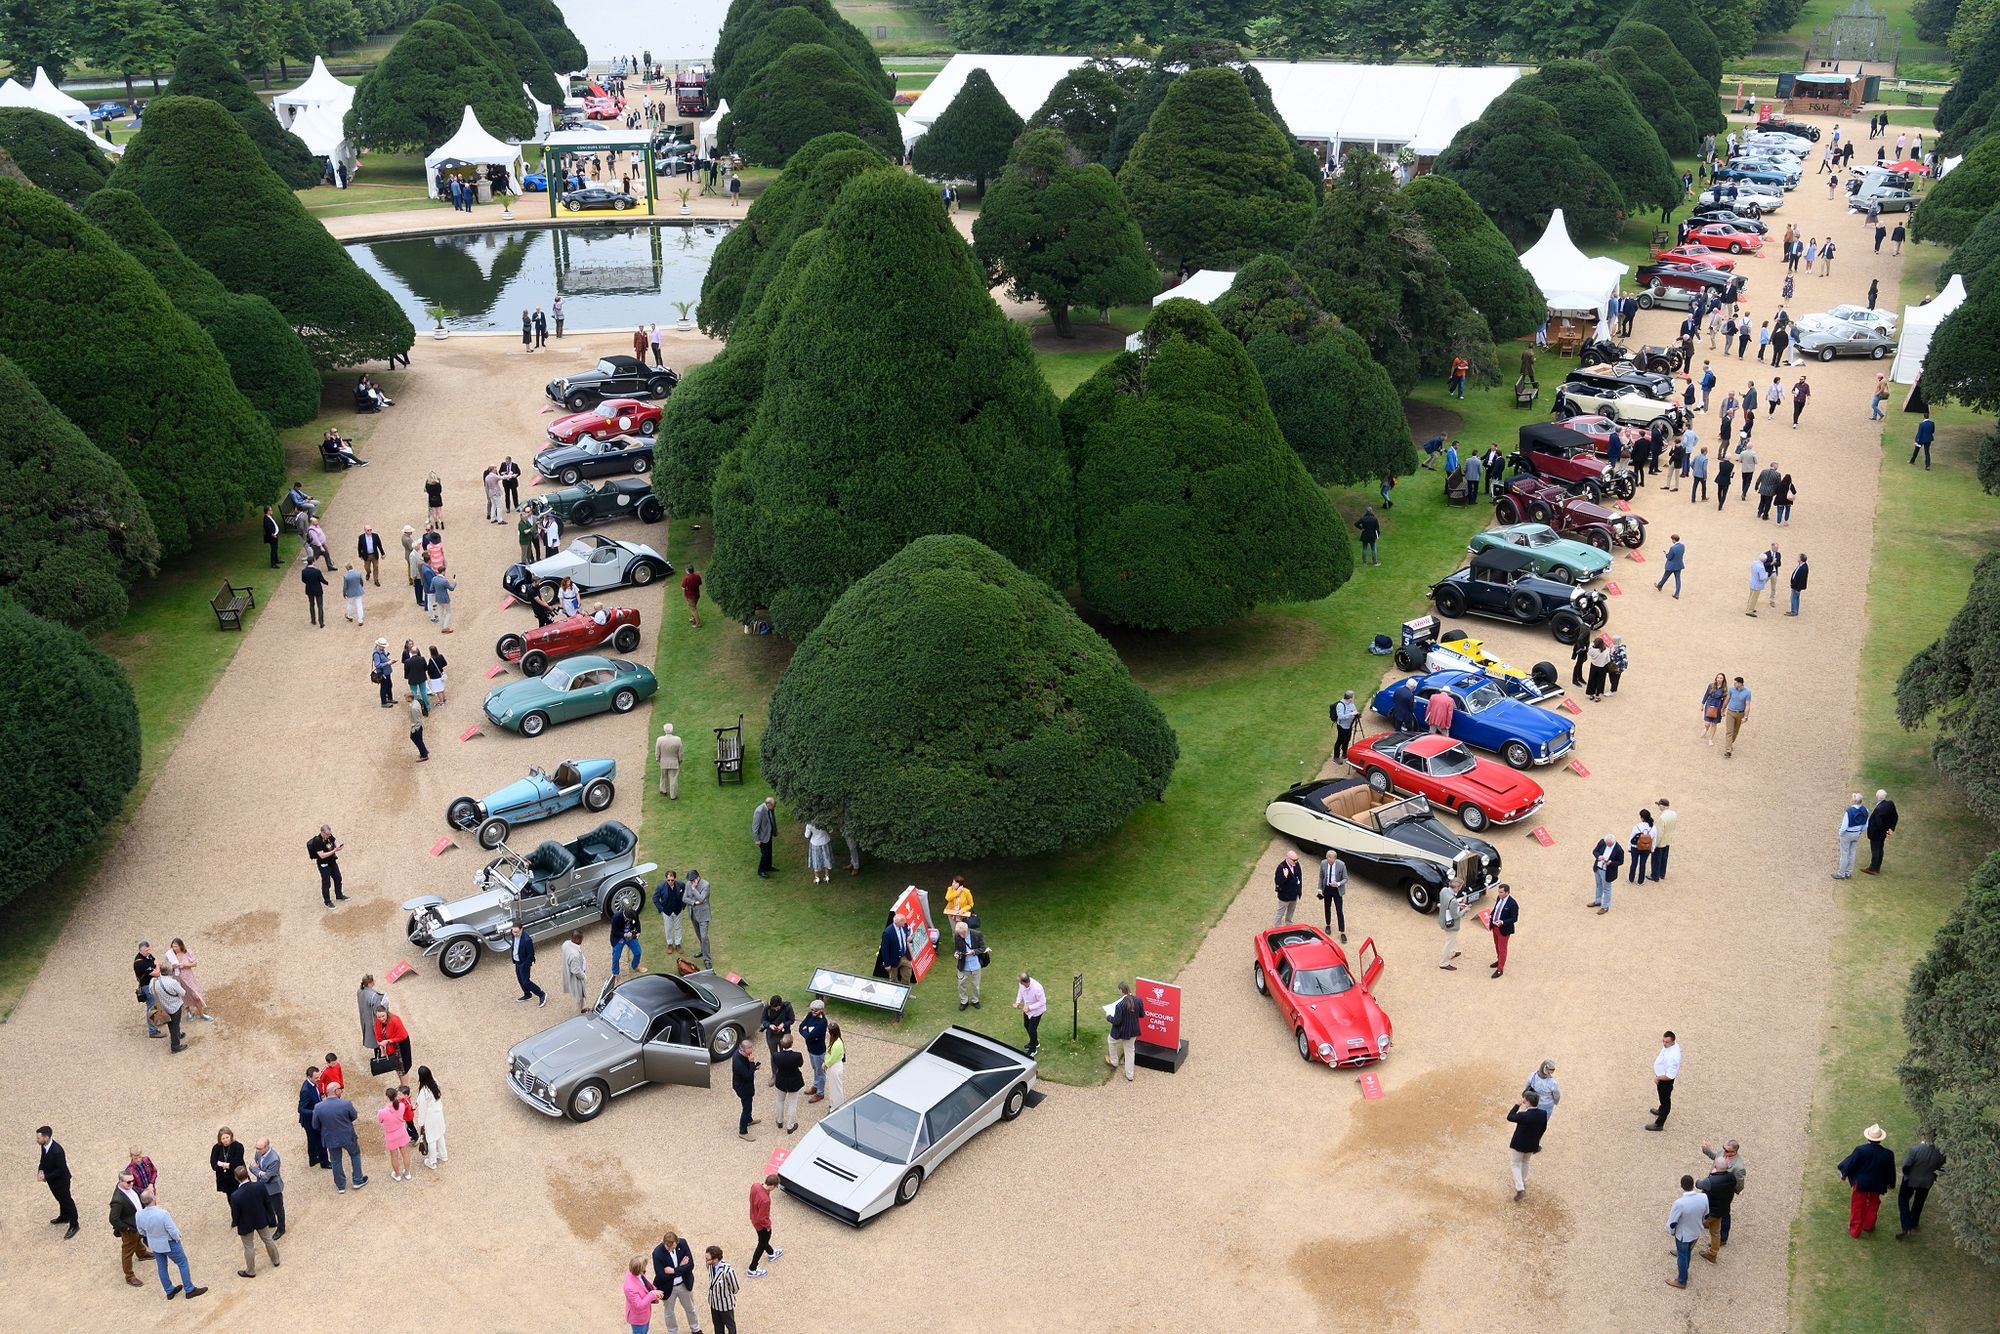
xmin=507 ymin=971 xmax=763 ymax=1121
xmin=778 ymin=1028 xmax=1036 ymax=1224
xmin=1791 ymin=316 xmax=1895 ymax=362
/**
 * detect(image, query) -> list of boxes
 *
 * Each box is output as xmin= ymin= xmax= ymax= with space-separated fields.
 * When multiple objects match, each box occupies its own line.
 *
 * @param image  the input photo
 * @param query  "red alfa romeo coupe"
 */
xmin=1252 ymin=925 xmax=1391 ymax=1067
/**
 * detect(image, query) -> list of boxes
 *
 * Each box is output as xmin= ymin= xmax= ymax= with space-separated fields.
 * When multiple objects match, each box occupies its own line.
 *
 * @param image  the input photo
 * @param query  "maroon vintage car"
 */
xmin=1511 ymin=423 xmax=1636 ymax=501
xmin=495 ymin=608 xmax=643 ymax=677
xmin=1494 ymin=475 xmax=1647 ymax=549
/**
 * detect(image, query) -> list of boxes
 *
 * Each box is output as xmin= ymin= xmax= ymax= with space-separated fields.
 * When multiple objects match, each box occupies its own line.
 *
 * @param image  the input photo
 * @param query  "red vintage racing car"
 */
xmin=547 ymin=398 xmax=663 ymax=445
xmin=1252 ymin=925 xmax=1391 ymax=1067
xmin=1345 ymin=732 xmax=1545 ymax=832
xmin=495 ymin=608 xmax=643 ymax=677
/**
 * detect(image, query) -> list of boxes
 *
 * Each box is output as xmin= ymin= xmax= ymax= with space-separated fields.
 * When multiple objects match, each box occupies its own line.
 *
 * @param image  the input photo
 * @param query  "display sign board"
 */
xmin=1135 ymin=977 xmax=1182 ymax=1049
xmin=891 ymin=885 xmax=937 ymax=982
xmin=807 ymin=967 xmax=910 ymax=1015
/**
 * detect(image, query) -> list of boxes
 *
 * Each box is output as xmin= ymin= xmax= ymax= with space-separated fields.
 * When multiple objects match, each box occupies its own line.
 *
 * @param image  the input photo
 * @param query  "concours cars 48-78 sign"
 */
xmin=1137 ymin=978 xmax=1181 ymax=1049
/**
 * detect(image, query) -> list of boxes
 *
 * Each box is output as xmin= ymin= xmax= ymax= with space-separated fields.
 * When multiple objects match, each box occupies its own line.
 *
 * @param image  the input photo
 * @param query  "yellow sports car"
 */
xmin=1392 ymin=618 xmax=1562 ymax=703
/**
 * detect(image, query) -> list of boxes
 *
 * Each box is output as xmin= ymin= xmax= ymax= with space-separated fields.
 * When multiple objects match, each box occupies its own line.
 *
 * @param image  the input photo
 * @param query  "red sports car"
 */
xmin=495 ymin=608 xmax=642 ymax=677
xmin=1346 ymin=732 xmax=1545 ymax=831
xmin=1650 ymin=245 xmax=1737 ymax=270
xmin=1683 ymin=223 xmax=1764 ymax=254
xmin=583 ymin=96 xmax=624 ymax=120
xmin=547 ymin=398 xmax=663 ymax=445
xmin=1252 ymin=925 xmax=1391 ymax=1067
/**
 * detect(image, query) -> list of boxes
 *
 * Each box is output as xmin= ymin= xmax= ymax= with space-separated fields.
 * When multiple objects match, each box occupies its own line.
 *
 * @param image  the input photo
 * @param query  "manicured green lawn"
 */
xmin=631 ymin=353 xmax=1512 ymax=1085
xmin=1789 ymin=248 xmax=2000 ymax=1332
xmin=0 ymin=386 xmax=392 ymax=1017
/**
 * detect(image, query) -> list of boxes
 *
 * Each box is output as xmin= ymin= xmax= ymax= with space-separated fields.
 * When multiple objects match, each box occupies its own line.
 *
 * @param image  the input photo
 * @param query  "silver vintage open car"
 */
xmin=401 ymin=820 xmax=653 ymax=979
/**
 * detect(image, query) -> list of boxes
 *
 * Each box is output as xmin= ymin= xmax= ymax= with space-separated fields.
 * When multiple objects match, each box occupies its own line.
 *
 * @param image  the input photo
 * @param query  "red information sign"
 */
xmin=1627 ymin=549 xmax=1646 ymax=562
xmin=1560 ymin=698 xmax=1583 ymax=715
xmin=892 ymin=886 xmax=938 ymax=983
xmin=499 ymin=594 xmax=516 ymax=610
xmin=484 ymin=663 xmax=506 ymax=679
xmin=458 ymin=724 xmax=483 ymax=742
xmin=1567 ymin=759 xmax=1591 ymax=777
xmin=428 ymin=836 xmax=455 ymax=856
xmin=762 ymin=1146 xmax=791 ymax=1176
xmin=1135 ymin=977 xmax=1182 ymax=1049
xmin=1605 ymin=581 xmax=1622 ymax=596
xmin=1614 ymin=499 xmax=1631 ymax=512
xmin=1358 ymin=1071 xmax=1384 ymax=1100
xmin=385 ymin=960 xmax=414 ymax=984
xmin=1530 ymin=826 xmax=1554 ymax=846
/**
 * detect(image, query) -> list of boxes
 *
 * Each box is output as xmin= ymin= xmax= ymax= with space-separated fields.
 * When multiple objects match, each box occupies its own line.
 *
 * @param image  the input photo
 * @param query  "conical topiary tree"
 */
xmin=0 ymin=351 xmax=159 ymax=632
xmin=1117 ymin=66 xmax=1314 ymax=272
xmin=714 ymin=5 xmax=870 ymax=105
xmin=1605 ymin=20 xmax=1726 ymax=141
xmin=1510 ymin=59 xmax=1679 ymax=216
xmin=1624 ymin=0 xmax=1724 ymax=87
xmin=1399 ymin=174 xmax=1547 ymax=341
xmin=113 ymin=96 xmax=415 ymax=369
xmin=972 ymin=128 xmax=1158 ymax=337
xmin=0 ymin=108 xmax=111 ymax=204
xmin=717 ymin=43 xmax=900 ymax=167
xmin=1211 ymin=257 xmax=1413 ymax=487
xmin=496 ymin=0 xmax=586 ymax=72
xmin=345 ymin=18 xmax=534 ymax=152
xmin=461 ymin=0 xmax=566 ymax=108
xmin=761 ymin=534 xmax=1179 ymax=862
xmin=1912 ymin=135 xmax=2000 ymax=246
xmin=698 ymin=131 xmax=886 ymax=338
xmin=714 ymin=0 xmax=892 ymax=99
xmin=1598 ymin=46 xmax=1699 ymax=157
xmin=81 ymin=188 xmax=321 ymax=428
xmin=163 ymin=38 xmax=324 ymax=188
xmin=1029 ymin=60 xmax=1132 ymax=165
xmin=708 ymin=170 xmax=1073 ymax=637
xmin=911 ymin=66 xmax=1023 ymax=195
xmin=0 ymin=177 xmax=281 ymax=557
xmin=1943 ymin=200 xmax=2000 ymax=296
xmin=422 ymin=4 xmax=537 ymax=108
xmin=1435 ymin=90 xmax=1626 ymax=246
xmin=1062 ymin=299 xmax=1354 ymax=631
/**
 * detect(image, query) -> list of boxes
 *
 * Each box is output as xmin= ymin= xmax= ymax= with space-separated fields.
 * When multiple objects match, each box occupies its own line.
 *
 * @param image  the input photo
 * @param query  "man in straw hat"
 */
xmin=1835 ymin=1124 xmax=1897 ymax=1237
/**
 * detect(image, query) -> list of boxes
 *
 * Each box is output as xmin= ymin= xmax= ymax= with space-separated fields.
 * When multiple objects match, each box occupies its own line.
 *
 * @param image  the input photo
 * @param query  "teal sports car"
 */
xmin=1467 ymin=524 xmax=1613 ymax=584
xmin=482 ymin=655 xmax=658 ymax=738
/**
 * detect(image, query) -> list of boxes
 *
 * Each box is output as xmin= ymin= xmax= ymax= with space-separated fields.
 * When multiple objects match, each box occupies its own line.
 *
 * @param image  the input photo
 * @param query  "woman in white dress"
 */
xmin=414 ymin=1066 xmax=448 ymax=1169
xmin=823 ymin=1022 xmax=846 ymax=1109
xmin=561 ymin=930 xmax=589 ymax=1012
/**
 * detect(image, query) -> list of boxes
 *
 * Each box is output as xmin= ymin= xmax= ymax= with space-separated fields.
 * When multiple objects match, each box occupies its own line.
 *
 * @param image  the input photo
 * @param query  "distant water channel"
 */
xmin=345 ymin=221 xmax=729 ymax=333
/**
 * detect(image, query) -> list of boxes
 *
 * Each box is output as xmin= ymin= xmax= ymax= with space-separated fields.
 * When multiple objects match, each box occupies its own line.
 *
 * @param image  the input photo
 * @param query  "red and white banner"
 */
xmin=1135 ymin=977 xmax=1181 ymax=1049
xmin=892 ymin=886 xmax=937 ymax=983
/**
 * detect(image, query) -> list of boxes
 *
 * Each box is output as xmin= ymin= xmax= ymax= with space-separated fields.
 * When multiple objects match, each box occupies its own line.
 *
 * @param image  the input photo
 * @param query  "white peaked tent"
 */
xmin=1519 ymin=209 xmax=1623 ymax=326
xmin=698 ymin=98 xmax=729 ymax=155
xmin=1890 ymin=274 xmax=1968 ymax=385
xmin=289 ymin=101 xmax=357 ymax=182
xmin=1125 ymin=269 xmax=1238 ymax=349
xmin=527 ymin=84 xmax=554 ymax=138
xmin=30 ymin=68 xmax=91 ymax=129
xmin=0 ymin=80 xmax=41 ymax=113
xmin=0 ymin=81 xmax=117 ymax=153
xmin=273 ymin=57 xmax=355 ymax=129
xmin=424 ymin=105 xmax=526 ymax=198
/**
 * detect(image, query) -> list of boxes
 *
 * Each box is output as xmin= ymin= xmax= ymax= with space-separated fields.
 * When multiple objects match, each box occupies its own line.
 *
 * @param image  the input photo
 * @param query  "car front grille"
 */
xmin=507 ymin=1061 xmax=561 ymax=1117
xmin=778 ymin=1178 xmax=862 ymax=1226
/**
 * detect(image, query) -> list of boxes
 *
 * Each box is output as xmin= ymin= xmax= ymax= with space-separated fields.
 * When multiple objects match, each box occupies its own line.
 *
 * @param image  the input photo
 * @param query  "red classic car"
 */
xmin=1345 ymin=732 xmax=1545 ymax=832
xmin=495 ymin=608 xmax=642 ymax=677
xmin=1682 ymin=222 xmax=1764 ymax=254
xmin=1252 ymin=925 xmax=1391 ymax=1067
xmin=1649 ymin=244 xmax=1737 ymax=270
xmin=583 ymin=96 xmax=624 ymax=120
xmin=547 ymin=398 xmax=663 ymax=445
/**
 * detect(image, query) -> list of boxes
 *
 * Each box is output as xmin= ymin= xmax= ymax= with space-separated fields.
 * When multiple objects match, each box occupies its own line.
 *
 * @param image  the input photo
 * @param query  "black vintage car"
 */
xmin=1568 ymin=362 xmax=1677 ymax=401
xmin=1757 ymin=117 xmax=1820 ymax=142
xmin=534 ymin=434 xmax=656 ymax=485
xmin=560 ymin=186 xmax=637 ymax=212
xmin=1264 ymin=777 xmax=1499 ymax=914
xmin=1427 ymin=546 xmax=1609 ymax=646
xmin=1686 ymin=206 xmax=1770 ymax=235
xmin=545 ymin=356 xmax=679 ymax=412
xmin=1576 ymin=338 xmax=1684 ymax=374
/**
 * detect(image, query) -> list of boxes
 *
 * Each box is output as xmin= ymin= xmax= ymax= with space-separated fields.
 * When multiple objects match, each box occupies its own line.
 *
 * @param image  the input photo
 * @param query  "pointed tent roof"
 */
xmin=30 ymin=67 xmax=91 ymax=125
xmin=289 ymin=100 xmax=354 ymax=161
xmin=526 ymin=83 xmax=552 ymax=139
xmin=0 ymin=79 xmax=37 ymax=112
xmin=423 ymin=105 xmax=526 ymax=197
xmin=274 ymin=56 xmax=355 ymax=125
xmin=0 ymin=80 xmax=115 ymax=152
xmin=1890 ymin=275 xmax=1968 ymax=384
xmin=1519 ymin=209 xmax=1625 ymax=316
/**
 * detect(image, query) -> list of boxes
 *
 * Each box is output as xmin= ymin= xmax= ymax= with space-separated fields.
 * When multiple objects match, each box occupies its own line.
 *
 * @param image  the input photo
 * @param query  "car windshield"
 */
xmin=594 ymin=359 xmax=618 ymax=376
xmin=1429 ymin=743 xmax=1477 ymax=775
xmin=597 ymin=993 xmax=648 ymax=1042
xmin=1463 ymin=683 xmax=1505 ymax=712
xmin=1290 ymin=964 xmax=1355 ymax=997
xmin=817 ymin=1093 xmax=920 ymax=1163
xmin=1517 ymin=528 xmax=1556 ymax=548
xmin=542 ymin=665 xmax=574 ymax=691
xmin=594 ymin=404 xmax=620 ymax=421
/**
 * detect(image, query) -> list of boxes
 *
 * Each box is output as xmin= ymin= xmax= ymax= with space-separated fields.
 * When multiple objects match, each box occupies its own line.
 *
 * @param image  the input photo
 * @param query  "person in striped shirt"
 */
xmin=706 ymin=1246 xmax=740 ymax=1334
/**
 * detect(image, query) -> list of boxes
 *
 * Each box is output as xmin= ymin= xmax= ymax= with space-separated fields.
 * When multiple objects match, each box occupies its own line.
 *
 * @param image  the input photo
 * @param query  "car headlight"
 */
xmin=1538 ymin=741 xmax=1549 ymax=756
xmin=1317 ymin=1042 xmax=1335 ymax=1059
xmin=1377 ymin=1034 xmax=1392 ymax=1049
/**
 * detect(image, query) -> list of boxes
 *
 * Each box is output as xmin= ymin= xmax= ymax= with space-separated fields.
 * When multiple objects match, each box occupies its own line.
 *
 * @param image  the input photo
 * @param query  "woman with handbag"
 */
xmin=1628 ymin=811 xmax=1656 ymax=885
xmin=375 ymin=1088 xmax=414 ymax=1182
xmin=373 ymin=1005 xmax=413 ymax=1078
xmin=356 ymin=975 xmax=384 ymax=1051
xmin=414 ymin=1067 xmax=447 ymax=1169
xmin=210 ymin=1128 xmax=245 ymax=1207
xmin=1700 ymin=673 xmax=1728 ymax=746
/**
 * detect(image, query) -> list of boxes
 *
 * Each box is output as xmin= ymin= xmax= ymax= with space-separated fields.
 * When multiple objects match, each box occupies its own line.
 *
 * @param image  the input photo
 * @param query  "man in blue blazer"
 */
xmin=297 ymin=1068 xmax=324 ymax=1168
xmin=512 ymin=925 xmax=546 ymax=1006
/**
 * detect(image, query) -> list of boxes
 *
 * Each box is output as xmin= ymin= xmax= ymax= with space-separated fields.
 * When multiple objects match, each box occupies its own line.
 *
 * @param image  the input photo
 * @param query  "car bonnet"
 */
xmin=782 ymin=1122 xmax=905 ymax=1208
xmin=511 ymin=1014 xmax=628 ymax=1082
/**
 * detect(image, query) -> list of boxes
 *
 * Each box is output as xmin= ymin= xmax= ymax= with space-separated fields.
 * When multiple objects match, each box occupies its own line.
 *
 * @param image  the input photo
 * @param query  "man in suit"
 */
xmin=1863 ymin=789 xmax=1898 ymax=875
xmin=227 ymin=1165 xmax=280 ymax=1277
xmin=1655 ymin=535 xmax=1686 ymax=597
xmin=110 ymin=1169 xmax=151 ymax=1284
xmin=356 ymin=525 xmax=387 ymax=586
xmin=297 ymin=1068 xmax=325 ymax=1169
xmin=653 ymin=1228 xmax=700 ymax=1334
xmin=310 ymin=1083 xmax=367 ymax=1192
xmin=1837 ymin=1125 xmax=1897 ymax=1236
xmin=684 ymin=869 xmax=713 ymax=969
xmin=1897 ymin=1136 xmax=1946 ymax=1239
xmin=1488 ymin=884 xmax=1518 ymax=978
xmin=1505 ymin=1091 xmax=1549 ymax=1201
xmin=36 ymin=1127 xmax=79 ymax=1238
xmin=1272 ymin=850 xmax=1303 ymax=925
xmin=511 ymin=925 xmax=547 ymax=1005
xmin=751 ymin=797 xmax=778 ymax=878
xmin=1590 ymin=835 xmax=1624 ymax=914
xmin=262 ymin=506 xmax=281 ymax=567
xmin=249 ymin=1138 xmax=285 ymax=1239
xmin=134 ymin=941 xmax=162 ymax=1038
xmin=731 ymin=1038 xmax=760 ymax=1139
xmin=1318 ymin=849 xmax=1349 ymax=942
xmin=499 ymin=457 xmax=521 ymax=511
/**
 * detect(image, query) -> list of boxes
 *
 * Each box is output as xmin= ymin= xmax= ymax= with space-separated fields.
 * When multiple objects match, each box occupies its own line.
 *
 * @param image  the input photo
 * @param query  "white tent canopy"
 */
xmin=1890 ymin=275 xmax=1968 ymax=384
xmin=273 ymin=56 xmax=354 ymax=128
xmin=30 ymin=67 xmax=91 ymax=128
xmin=896 ymin=113 xmax=923 ymax=150
xmin=0 ymin=83 xmax=115 ymax=153
xmin=289 ymin=101 xmax=356 ymax=182
xmin=1125 ymin=269 xmax=1238 ymax=348
xmin=424 ymin=106 xmax=525 ymax=198
xmin=1519 ymin=210 xmax=1621 ymax=326
xmin=698 ymin=98 xmax=729 ymax=155
xmin=527 ymin=83 xmax=553 ymax=138
xmin=1940 ymin=154 xmax=1962 ymax=177
xmin=907 ymin=54 xmax=1517 ymax=160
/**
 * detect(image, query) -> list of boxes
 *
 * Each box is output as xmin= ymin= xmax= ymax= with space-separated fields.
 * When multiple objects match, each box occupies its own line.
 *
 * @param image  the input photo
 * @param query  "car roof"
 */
xmin=1469 ymin=543 xmax=1536 ymax=573
xmin=1518 ymin=422 xmax=1595 ymax=452
xmin=866 ymin=1052 xmax=988 ymax=1112
xmin=1280 ymin=939 xmax=1347 ymax=971
xmin=1284 ymin=776 xmax=1371 ymax=806
xmin=613 ymin=972 xmax=705 ymax=1013
xmin=1405 ymin=734 xmax=1463 ymax=758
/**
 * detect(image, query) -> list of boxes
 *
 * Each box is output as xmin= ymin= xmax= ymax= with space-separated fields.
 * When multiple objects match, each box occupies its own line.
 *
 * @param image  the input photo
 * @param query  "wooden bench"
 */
xmin=714 ymin=713 xmax=744 ymax=784
xmin=210 ymin=580 xmax=255 ymax=631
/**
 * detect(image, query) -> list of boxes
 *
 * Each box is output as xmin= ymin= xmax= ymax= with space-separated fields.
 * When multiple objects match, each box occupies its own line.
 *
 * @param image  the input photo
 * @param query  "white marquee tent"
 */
xmin=424 ymin=106 xmax=525 ymax=198
xmin=1519 ymin=210 xmax=1622 ymax=326
xmin=289 ymin=101 xmax=357 ymax=182
xmin=1890 ymin=274 xmax=1968 ymax=385
xmin=273 ymin=57 xmax=355 ymax=129
xmin=1124 ymin=269 xmax=1239 ymax=349
xmin=698 ymin=99 xmax=729 ymax=155
xmin=527 ymin=83 xmax=554 ymax=138
xmin=907 ymin=54 xmax=1518 ymax=160
xmin=30 ymin=67 xmax=91 ymax=129
xmin=0 ymin=79 xmax=118 ymax=154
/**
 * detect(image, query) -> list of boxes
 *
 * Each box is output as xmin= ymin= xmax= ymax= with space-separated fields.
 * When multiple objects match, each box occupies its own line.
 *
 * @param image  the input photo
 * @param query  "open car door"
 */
xmin=1358 ymin=937 xmax=1384 ymax=990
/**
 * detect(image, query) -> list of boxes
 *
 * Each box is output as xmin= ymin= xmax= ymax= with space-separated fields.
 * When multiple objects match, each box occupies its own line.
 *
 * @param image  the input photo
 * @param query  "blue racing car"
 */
xmin=1371 ymin=669 xmax=1576 ymax=769
xmin=446 ymin=757 xmax=617 ymax=848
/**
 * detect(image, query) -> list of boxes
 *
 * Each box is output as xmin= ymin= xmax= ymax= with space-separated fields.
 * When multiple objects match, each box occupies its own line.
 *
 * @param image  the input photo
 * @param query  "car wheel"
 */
xmin=1434 ymin=585 xmax=1466 ymax=617
xmin=1819 ymin=347 xmax=1836 ymax=362
xmin=1001 ymin=1083 xmax=1028 ymax=1120
xmin=566 ymin=1080 xmax=609 ymax=1122
xmin=1744 ymin=204 xmax=1761 ymax=218
xmin=446 ymin=796 xmax=481 ymax=830
xmin=629 ymin=457 xmax=651 ymax=475
xmin=563 ymin=200 xmax=580 ymax=213
xmin=1581 ymin=527 xmax=1612 ymax=553
xmin=583 ymin=778 xmax=616 ymax=811
xmin=521 ymin=649 xmax=549 ymax=677
xmin=639 ymin=419 xmax=658 ymax=436
xmin=1509 ymin=591 xmax=1542 ymax=620
xmin=1526 ymin=500 xmax=1553 ymax=525
xmin=1871 ymin=345 xmax=1888 ymax=360
xmin=613 ymin=625 xmax=641 ymax=652
xmin=1405 ymin=879 xmax=1437 ymax=914
xmin=610 ymin=688 xmax=638 ymax=714
xmin=439 ymin=939 xmax=480 ymax=978
xmin=1253 ymin=961 xmax=1268 ymax=995
xmin=538 ymin=580 xmax=563 ymax=604
xmin=709 ymin=1023 xmax=742 ymax=1060
xmin=1295 ymin=1027 xmax=1315 ymax=1063
xmin=1729 ymin=242 xmax=1743 ymax=254
xmin=1461 ymin=803 xmax=1489 ymax=832
xmin=1365 ymin=766 xmax=1391 ymax=792
xmin=478 ymin=817 xmax=510 ymax=849
xmin=606 ymin=879 xmax=644 ymax=917
xmin=560 ymin=467 xmax=581 ymax=486
xmin=519 ymin=711 xmax=549 ymax=738
xmin=628 ymin=561 xmax=657 ymax=586
xmin=1393 ymin=647 xmax=1422 ymax=672
xmin=894 ymin=1167 xmax=924 ymax=1207
xmin=1502 ymin=740 xmax=1533 ymax=770
xmin=1613 ymin=474 xmax=1636 ymax=500
xmin=638 ymin=497 xmax=663 ymax=523
xmin=570 ymin=505 xmax=595 ymax=525
xmin=1621 ymin=525 xmax=1646 ymax=550
xmin=614 ymin=199 xmax=630 ymax=211
xmin=1495 ymin=495 xmax=1523 ymax=524
xmin=648 ymin=377 xmax=675 ymax=398
xmin=566 ymin=392 xmax=591 ymax=412
xmin=1549 ymin=609 xmax=1585 ymax=646
xmin=1545 ymin=563 xmax=1576 ymax=584
xmin=495 ymin=632 xmax=525 ymax=661
xmin=1579 ymin=480 xmax=1605 ymax=504
xmin=1636 ymin=293 xmax=1654 ymax=309
xmin=1581 ymin=596 xmax=1610 ymax=629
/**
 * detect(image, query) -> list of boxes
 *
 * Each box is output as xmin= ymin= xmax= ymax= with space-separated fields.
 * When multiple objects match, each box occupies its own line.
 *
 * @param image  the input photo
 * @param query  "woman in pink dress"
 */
xmin=376 ymin=1087 xmax=414 ymax=1182
xmin=164 ymin=937 xmax=212 ymax=1022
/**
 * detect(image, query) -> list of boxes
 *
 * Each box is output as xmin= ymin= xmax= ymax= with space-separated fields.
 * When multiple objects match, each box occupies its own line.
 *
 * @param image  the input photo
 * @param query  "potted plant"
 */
xmin=672 ymin=300 xmax=695 ymax=331
xmin=676 ymin=185 xmax=692 ymax=216
xmin=425 ymin=305 xmax=457 ymax=340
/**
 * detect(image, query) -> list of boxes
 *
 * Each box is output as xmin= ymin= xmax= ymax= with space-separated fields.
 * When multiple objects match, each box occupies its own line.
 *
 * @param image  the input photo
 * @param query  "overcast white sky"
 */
xmin=555 ymin=0 xmax=729 ymax=65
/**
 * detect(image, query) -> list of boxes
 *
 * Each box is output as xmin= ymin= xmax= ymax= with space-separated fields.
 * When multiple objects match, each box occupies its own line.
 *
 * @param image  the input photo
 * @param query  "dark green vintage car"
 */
xmin=540 ymin=477 xmax=664 ymax=527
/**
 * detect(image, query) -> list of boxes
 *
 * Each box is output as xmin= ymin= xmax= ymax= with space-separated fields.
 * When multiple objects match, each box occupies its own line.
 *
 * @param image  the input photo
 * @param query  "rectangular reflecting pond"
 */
xmin=344 ymin=221 xmax=730 ymax=333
